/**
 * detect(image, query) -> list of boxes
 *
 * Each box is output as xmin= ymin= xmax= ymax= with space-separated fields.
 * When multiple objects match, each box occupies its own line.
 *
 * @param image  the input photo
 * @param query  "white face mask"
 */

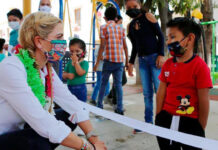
xmin=8 ymin=21 xmax=20 ymax=30
xmin=39 ymin=6 xmax=51 ymax=13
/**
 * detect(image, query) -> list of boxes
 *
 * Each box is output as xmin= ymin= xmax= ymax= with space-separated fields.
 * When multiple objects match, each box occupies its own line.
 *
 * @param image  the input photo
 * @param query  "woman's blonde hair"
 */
xmin=19 ymin=12 xmax=61 ymax=107
xmin=19 ymin=12 xmax=62 ymax=58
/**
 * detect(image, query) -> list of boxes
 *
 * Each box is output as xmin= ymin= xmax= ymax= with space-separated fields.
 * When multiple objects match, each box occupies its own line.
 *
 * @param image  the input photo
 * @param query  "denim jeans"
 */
xmin=97 ymin=60 xmax=124 ymax=113
xmin=108 ymin=67 xmax=127 ymax=104
xmin=91 ymin=71 xmax=110 ymax=101
xmin=68 ymin=84 xmax=87 ymax=102
xmin=139 ymin=53 xmax=161 ymax=123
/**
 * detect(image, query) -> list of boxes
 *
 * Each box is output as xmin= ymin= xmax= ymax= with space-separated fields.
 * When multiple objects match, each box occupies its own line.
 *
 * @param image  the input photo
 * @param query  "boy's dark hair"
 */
xmin=167 ymin=17 xmax=202 ymax=53
xmin=0 ymin=38 xmax=5 ymax=51
xmin=69 ymin=38 xmax=86 ymax=52
xmin=7 ymin=9 xmax=23 ymax=20
xmin=117 ymin=15 xmax=123 ymax=21
xmin=105 ymin=7 xmax=117 ymax=21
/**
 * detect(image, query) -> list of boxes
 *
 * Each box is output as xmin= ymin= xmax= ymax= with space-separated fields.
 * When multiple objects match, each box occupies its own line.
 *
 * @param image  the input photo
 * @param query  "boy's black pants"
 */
xmin=0 ymin=108 xmax=77 ymax=150
xmin=155 ymin=110 xmax=205 ymax=150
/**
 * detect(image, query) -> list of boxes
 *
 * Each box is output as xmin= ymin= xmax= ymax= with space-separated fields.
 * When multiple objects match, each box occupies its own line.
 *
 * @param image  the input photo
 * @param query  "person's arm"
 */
xmin=127 ymin=23 xmax=137 ymax=76
xmin=63 ymin=61 xmax=75 ymax=79
xmin=195 ymin=62 xmax=213 ymax=129
xmin=62 ymin=72 xmax=75 ymax=80
xmin=71 ymin=53 xmax=86 ymax=76
xmin=123 ymin=37 xmax=129 ymax=69
xmin=52 ymin=68 xmax=107 ymax=148
xmin=77 ymin=120 xmax=100 ymax=144
xmin=198 ymin=88 xmax=210 ymax=129
xmin=156 ymin=81 xmax=167 ymax=114
xmin=0 ymin=59 xmax=73 ymax=144
xmin=146 ymin=12 xmax=165 ymax=68
xmin=94 ymin=38 xmax=106 ymax=71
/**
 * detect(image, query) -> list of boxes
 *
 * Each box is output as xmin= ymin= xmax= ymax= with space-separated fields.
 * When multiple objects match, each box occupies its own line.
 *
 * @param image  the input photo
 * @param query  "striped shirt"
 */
xmin=100 ymin=21 xmax=125 ymax=63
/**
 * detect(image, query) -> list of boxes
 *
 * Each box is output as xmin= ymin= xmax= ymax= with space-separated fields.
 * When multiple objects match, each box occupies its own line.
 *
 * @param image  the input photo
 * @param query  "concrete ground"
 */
xmin=57 ymin=77 xmax=218 ymax=150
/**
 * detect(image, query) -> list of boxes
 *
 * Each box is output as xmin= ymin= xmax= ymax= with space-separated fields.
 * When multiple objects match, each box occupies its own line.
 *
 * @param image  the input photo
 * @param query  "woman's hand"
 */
xmin=128 ymin=63 xmax=134 ymax=77
xmin=156 ymin=56 xmax=165 ymax=69
xmin=93 ymin=140 xmax=107 ymax=150
xmin=88 ymin=136 xmax=99 ymax=144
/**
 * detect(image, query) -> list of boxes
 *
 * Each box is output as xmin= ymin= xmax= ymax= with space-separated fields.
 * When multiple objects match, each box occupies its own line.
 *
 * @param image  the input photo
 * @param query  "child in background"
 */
xmin=63 ymin=38 xmax=89 ymax=102
xmin=94 ymin=7 xmax=129 ymax=115
xmin=90 ymin=47 xmax=110 ymax=105
xmin=107 ymin=15 xmax=128 ymax=109
xmin=4 ymin=9 xmax=23 ymax=55
xmin=155 ymin=17 xmax=212 ymax=150
xmin=0 ymin=38 xmax=6 ymax=62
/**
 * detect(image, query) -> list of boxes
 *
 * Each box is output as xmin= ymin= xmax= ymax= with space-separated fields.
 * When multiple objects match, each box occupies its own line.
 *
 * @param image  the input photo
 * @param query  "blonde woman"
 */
xmin=0 ymin=12 xmax=106 ymax=150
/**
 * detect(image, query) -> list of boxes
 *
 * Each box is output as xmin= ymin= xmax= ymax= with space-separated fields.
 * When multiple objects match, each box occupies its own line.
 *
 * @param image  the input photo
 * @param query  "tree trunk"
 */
xmin=185 ymin=9 xmax=191 ymax=18
xmin=158 ymin=0 xmax=168 ymax=54
xmin=201 ymin=0 xmax=213 ymax=67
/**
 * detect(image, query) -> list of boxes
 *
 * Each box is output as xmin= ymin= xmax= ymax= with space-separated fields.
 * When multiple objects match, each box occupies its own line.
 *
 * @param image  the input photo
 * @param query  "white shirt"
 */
xmin=0 ymin=56 xmax=89 ymax=143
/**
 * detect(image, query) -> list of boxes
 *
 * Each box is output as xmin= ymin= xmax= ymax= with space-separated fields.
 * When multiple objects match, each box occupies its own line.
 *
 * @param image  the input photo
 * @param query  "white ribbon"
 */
xmin=81 ymin=102 xmax=218 ymax=150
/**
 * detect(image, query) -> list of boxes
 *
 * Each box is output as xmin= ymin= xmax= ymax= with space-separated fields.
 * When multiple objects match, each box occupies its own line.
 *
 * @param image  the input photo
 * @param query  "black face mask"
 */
xmin=167 ymin=37 xmax=187 ymax=57
xmin=126 ymin=8 xmax=141 ymax=18
xmin=76 ymin=52 xmax=85 ymax=60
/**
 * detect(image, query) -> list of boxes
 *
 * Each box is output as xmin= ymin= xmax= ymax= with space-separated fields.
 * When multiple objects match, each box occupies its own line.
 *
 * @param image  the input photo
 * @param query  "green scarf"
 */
xmin=16 ymin=49 xmax=46 ymax=106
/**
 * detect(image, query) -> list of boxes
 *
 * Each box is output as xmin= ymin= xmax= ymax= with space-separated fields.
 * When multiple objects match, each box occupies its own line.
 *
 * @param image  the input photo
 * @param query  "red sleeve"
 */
xmin=159 ymin=61 xmax=167 ymax=83
xmin=196 ymin=63 xmax=213 ymax=89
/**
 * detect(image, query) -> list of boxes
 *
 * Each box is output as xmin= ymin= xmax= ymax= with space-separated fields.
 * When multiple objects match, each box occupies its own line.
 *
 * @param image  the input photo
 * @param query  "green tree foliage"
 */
xmin=115 ymin=0 xmax=202 ymax=17
xmin=169 ymin=0 xmax=201 ymax=17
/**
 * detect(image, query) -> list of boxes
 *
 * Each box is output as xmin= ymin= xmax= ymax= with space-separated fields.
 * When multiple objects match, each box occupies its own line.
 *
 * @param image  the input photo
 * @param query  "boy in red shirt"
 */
xmin=155 ymin=17 xmax=212 ymax=150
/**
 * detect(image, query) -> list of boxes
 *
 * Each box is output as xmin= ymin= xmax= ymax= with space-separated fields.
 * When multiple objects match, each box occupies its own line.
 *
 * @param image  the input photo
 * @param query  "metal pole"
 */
xmin=59 ymin=0 xmax=64 ymax=79
xmin=212 ymin=24 xmax=216 ymax=84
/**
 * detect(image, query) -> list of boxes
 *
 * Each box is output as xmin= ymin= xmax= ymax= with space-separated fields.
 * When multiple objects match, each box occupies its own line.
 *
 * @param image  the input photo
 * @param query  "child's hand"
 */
xmin=62 ymin=72 xmax=68 ymax=79
xmin=93 ymin=63 xmax=99 ymax=72
xmin=128 ymin=63 xmax=134 ymax=77
xmin=67 ymin=73 xmax=75 ymax=80
xmin=71 ymin=53 xmax=79 ymax=64
xmin=100 ymin=55 xmax=104 ymax=60
xmin=63 ymin=72 xmax=74 ymax=80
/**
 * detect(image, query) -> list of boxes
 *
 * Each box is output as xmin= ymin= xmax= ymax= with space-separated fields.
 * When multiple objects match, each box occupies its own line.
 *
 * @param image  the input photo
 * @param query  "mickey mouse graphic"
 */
xmin=176 ymin=95 xmax=195 ymax=115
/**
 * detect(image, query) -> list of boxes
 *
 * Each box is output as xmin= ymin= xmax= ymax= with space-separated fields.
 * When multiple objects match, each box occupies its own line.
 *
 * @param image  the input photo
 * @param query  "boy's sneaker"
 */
xmin=133 ymin=129 xmax=144 ymax=134
xmin=113 ymin=105 xmax=126 ymax=112
xmin=89 ymin=100 xmax=96 ymax=106
xmin=114 ymin=109 xmax=124 ymax=115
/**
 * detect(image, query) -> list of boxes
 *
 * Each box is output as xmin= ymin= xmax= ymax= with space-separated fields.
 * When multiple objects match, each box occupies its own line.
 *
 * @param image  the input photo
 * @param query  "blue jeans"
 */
xmin=68 ymin=84 xmax=87 ymax=102
xmin=97 ymin=60 xmax=123 ymax=113
xmin=139 ymin=53 xmax=161 ymax=123
xmin=91 ymin=71 xmax=110 ymax=101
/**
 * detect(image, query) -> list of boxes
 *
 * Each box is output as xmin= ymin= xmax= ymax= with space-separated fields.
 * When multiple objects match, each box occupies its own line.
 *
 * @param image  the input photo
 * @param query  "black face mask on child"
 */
xmin=76 ymin=52 xmax=85 ymax=60
xmin=167 ymin=37 xmax=188 ymax=57
xmin=126 ymin=8 xmax=141 ymax=18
